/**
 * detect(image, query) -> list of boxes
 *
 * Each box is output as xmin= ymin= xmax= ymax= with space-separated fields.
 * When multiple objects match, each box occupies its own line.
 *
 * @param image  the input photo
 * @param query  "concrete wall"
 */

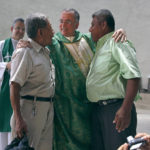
xmin=0 ymin=0 xmax=149 ymax=88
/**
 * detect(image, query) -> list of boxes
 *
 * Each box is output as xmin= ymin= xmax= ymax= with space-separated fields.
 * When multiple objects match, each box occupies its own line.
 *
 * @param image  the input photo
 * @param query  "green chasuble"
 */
xmin=0 ymin=38 xmax=13 ymax=132
xmin=48 ymin=31 xmax=95 ymax=150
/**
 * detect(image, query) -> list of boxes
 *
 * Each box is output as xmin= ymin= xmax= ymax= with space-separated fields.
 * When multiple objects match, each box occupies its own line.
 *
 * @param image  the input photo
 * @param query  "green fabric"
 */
xmin=0 ymin=38 xmax=13 ymax=132
xmin=47 ymin=31 xmax=95 ymax=150
xmin=2 ymin=38 xmax=14 ymax=62
xmin=86 ymin=32 xmax=141 ymax=102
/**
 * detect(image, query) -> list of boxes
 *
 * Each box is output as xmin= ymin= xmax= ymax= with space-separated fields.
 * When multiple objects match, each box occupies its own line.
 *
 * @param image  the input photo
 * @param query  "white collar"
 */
xmin=28 ymin=38 xmax=43 ymax=53
xmin=65 ymin=36 xmax=75 ymax=42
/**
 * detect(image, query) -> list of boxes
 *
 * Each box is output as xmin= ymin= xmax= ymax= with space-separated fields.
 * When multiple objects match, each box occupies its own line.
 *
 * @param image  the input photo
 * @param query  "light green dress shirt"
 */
xmin=86 ymin=32 xmax=141 ymax=102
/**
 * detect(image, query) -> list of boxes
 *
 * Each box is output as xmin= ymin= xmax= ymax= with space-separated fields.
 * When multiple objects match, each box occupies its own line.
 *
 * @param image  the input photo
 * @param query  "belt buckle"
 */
xmin=102 ymin=101 xmax=107 ymax=105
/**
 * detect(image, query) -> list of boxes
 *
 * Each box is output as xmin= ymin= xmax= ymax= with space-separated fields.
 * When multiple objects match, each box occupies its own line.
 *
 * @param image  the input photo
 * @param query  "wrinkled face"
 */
xmin=89 ymin=17 xmax=105 ymax=42
xmin=41 ymin=21 xmax=54 ymax=46
xmin=59 ymin=11 xmax=79 ymax=37
xmin=11 ymin=21 xmax=25 ymax=40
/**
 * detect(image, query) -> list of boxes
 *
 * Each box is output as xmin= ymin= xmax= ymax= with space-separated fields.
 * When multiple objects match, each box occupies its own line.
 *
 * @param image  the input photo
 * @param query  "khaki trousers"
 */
xmin=11 ymin=99 xmax=54 ymax=150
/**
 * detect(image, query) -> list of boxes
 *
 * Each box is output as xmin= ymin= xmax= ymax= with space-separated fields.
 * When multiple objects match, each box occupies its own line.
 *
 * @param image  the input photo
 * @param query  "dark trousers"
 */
xmin=91 ymin=99 xmax=137 ymax=150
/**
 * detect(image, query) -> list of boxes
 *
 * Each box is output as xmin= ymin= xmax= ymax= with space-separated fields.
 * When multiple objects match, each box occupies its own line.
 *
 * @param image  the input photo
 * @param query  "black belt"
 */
xmin=21 ymin=95 xmax=53 ymax=102
xmin=97 ymin=98 xmax=123 ymax=106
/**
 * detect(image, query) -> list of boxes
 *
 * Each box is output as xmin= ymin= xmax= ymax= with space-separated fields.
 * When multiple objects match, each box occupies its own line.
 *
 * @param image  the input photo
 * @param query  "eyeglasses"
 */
xmin=60 ymin=19 xmax=72 ymax=25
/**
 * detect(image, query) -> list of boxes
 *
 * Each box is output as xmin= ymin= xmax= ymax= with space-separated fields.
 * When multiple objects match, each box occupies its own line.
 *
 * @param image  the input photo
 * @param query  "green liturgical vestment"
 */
xmin=48 ymin=31 xmax=95 ymax=150
xmin=0 ymin=38 xmax=13 ymax=132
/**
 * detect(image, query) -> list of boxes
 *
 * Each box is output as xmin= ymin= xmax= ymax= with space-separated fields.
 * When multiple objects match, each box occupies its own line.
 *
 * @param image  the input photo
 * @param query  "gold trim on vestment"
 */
xmin=64 ymin=38 xmax=93 ymax=76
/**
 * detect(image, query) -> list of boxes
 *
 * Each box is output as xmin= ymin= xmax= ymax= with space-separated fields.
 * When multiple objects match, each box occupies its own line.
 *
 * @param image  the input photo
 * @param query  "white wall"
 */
xmin=0 ymin=0 xmax=149 ymax=88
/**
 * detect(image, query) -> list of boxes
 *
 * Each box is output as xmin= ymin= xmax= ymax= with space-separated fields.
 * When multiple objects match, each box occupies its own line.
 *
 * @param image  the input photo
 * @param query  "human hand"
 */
xmin=15 ymin=117 xmax=28 ymax=138
xmin=16 ymin=39 xmax=32 ymax=49
xmin=113 ymin=106 xmax=131 ymax=132
xmin=117 ymin=143 xmax=128 ymax=150
xmin=135 ymin=133 xmax=150 ymax=150
xmin=112 ymin=28 xmax=127 ymax=42
xmin=6 ymin=61 xmax=11 ymax=70
xmin=117 ymin=133 xmax=150 ymax=150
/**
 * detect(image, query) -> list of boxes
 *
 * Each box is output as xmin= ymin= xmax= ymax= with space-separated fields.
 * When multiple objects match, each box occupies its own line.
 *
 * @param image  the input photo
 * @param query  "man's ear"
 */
xmin=36 ymin=29 xmax=43 ymax=44
xmin=11 ymin=26 xmax=13 ymax=32
xmin=75 ymin=22 xmax=79 ymax=29
xmin=37 ymin=28 xmax=42 ymax=36
xmin=102 ymin=21 xmax=107 ymax=30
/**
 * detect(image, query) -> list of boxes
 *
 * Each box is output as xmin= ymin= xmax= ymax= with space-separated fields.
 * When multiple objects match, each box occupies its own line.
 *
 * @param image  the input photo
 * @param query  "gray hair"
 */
xmin=12 ymin=18 xmax=24 ymax=27
xmin=92 ymin=9 xmax=115 ymax=31
xmin=63 ymin=8 xmax=80 ymax=23
xmin=25 ymin=13 xmax=48 ymax=39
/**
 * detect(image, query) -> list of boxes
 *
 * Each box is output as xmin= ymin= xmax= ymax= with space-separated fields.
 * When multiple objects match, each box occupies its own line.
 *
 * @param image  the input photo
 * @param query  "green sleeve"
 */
xmin=83 ymin=33 xmax=96 ymax=53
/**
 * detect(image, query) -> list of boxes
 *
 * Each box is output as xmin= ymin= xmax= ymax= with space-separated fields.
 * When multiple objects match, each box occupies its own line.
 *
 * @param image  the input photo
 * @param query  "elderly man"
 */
xmin=86 ymin=9 xmax=141 ymax=150
xmin=48 ymin=8 xmax=127 ymax=150
xmin=10 ymin=13 xmax=55 ymax=150
xmin=0 ymin=18 xmax=25 ymax=150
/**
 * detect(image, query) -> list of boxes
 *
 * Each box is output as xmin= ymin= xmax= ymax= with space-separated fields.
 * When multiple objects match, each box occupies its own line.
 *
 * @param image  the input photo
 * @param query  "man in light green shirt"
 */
xmin=86 ymin=9 xmax=141 ymax=150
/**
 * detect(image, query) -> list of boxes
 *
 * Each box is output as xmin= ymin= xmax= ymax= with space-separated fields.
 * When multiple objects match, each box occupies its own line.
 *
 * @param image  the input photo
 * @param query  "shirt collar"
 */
xmin=11 ymin=38 xmax=18 ymax=43
xmin=65 ymin=36 xmax=75 ymax=42
xmin=11 ymin=38 xmax=19 ymax=49
xmin=54 ymin=30 xmax=82 ymax=43
xmin=96 ymin=32 xmax=114 ymax=51
xmin=28 ymin=38 xmax=43 ymax=53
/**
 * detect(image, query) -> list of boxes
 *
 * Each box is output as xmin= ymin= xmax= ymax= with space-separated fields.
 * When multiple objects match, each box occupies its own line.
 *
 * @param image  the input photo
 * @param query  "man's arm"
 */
xmin=10 ymin=82 xmax=27 ymax=138
xmin=113 ymin=78 xmax=140 ymax=132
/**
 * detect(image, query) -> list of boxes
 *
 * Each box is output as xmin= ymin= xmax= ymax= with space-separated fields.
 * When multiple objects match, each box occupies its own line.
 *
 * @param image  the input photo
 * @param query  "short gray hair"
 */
xmin=63 ymin=8 xmax=80 ymax=23
xmin=25 ymin=13 xmax=48 ymax=38
xmin=92 ymin=9 xmax=115 ymax=31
